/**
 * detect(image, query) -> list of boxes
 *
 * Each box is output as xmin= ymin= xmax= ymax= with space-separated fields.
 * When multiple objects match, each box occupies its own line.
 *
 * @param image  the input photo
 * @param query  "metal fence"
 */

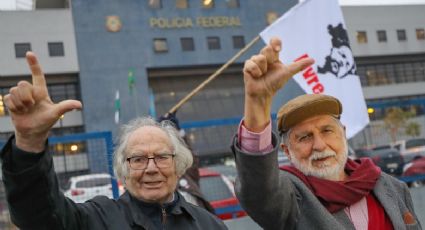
xmin=0 ymin=131 xmax=117 ymax=229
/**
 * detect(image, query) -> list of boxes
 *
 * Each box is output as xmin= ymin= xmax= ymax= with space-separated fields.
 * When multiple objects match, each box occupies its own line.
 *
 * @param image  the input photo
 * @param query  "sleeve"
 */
xmin=232 ymin=132 xmax=299 ymax=229
xmin=0 ymin=135 xmax=89 ymax=230
xmin=237 ymin=119 xmax=273 ymax=154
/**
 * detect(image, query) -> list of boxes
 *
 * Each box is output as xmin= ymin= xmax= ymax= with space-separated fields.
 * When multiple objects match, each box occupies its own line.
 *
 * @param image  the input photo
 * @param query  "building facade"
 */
xmin=1 ymin=1 xmax=425 ymax=159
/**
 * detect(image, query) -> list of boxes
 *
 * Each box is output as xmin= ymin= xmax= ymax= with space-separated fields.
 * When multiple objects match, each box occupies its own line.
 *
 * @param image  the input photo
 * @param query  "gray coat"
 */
xmin=232 ymin=133 xmax=422 ymax=230
xmin=0 ymin=137 xmax=227 ymax=230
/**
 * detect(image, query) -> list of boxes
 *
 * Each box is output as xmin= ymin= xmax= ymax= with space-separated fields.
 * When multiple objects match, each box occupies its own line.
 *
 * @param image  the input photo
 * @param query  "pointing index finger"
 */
xmin=26 ymin=52 xmax=47 ymax=88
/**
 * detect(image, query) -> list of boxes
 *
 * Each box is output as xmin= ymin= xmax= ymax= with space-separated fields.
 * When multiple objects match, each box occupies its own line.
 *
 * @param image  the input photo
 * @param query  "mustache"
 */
xmin=309 ymin=150 xmax=337 ymax=161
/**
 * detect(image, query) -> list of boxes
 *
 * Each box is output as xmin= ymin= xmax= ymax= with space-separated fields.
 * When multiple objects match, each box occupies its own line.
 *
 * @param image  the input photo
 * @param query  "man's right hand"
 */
xmin=4 ymin=52 xmax=82 ymax=153
xmin=243 ymin=38 xmax=314 ymax=132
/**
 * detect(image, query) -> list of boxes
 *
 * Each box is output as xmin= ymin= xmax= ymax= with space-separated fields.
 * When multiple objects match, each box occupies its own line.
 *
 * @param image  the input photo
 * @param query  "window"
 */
xmin=417 ymin=28 xmax=425 ymax=40
xmin=176 ymin=0 xmax=188 ymax=8
xmin=377 ymin=30 xmax=387 ymax=42
xmin=0 ymin=94 xmax=5 ymax=116
xmin=202 ymin=0 xmax=214 ymax=8
xmin=397 ymin=29 xmax=407 ymax=41
xmin=48 ymin=42 xmax=64 ymax=57
xmin=207 ymin=37 xmax=220 ymax=50
xmin=149 ymin=0 xmax=161 ymax=9
xmin=14 ymin=43 xmax=31 ymax=58
xmin=153 ymin=38 xmax=168 ymax=53
xmin=232 ymin=36 xmax=245 ymax=49
xmin=266 ymin=12 xmax=278 ymax=25
xmin=181 ymin=37 xmax=194 ymax=51
xmin=226 ymin=0 xmax=239 ymax=8
xmin=356 ymin=31 xmax=368 ymax=44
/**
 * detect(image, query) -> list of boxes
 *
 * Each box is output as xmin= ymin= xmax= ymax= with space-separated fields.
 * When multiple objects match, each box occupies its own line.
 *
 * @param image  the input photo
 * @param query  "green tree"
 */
xmin=383 ymin=107 xmax=415 ymax=142
xmin=405 ymin=122 xmax=421 ymax=137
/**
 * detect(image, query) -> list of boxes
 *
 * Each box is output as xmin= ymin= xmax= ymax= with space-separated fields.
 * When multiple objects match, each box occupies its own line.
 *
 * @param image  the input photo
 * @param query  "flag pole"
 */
xmin=168 ymin=35 xmax=261 ymax=114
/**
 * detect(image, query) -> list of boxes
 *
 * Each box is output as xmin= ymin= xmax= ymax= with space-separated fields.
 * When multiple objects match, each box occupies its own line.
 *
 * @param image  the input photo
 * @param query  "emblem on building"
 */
xmin=106 ymin=15 xmax=122 ymax=32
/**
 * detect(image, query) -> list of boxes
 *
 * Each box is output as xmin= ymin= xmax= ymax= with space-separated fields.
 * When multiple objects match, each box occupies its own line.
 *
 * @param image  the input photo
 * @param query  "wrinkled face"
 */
xmin=329 ymin=46 xmax=355 ymax=78
xmin=125 ymin=126 xmax=178 ymax=204
xmin=281 ymin=115 xmax=348 ymax=181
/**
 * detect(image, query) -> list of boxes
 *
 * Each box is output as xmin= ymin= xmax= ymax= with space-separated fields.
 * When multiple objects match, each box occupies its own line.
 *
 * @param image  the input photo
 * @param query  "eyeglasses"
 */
xmin=126 ymin=153 xmax=175 ymax=170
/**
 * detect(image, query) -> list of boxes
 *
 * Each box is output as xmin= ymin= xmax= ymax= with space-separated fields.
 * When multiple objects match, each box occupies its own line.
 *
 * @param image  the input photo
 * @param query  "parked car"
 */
xmin=64 ymin=173 xmax=124 ymax=203
xmin=402 ymin=156 xmax=425 ymax=187
xmin=353 ymin=148 xmax=404 ymax=176
xmin=393 ymin=138 xmax=425 ymax=163
xmin=198 ymin=168 xmax=246 ymax=220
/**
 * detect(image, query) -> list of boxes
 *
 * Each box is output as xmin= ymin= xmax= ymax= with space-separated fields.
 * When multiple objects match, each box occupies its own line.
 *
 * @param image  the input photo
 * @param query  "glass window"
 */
xmin=153 ymin=38 xmax=168 ymax=53
xmin=176 ymin=0 xmax=188 ymax=8
xmin=416 ymin=28 xmax=425 ymax=40
xmin=377 ymin=30 xmax=387 ymax=42
xmin=149 ymin=0 xmax=161 ymax=9
xmin=232 ymin=36 xmax=245 ymax=49
xmin=14 ymin=43 xmax=31 ymax=58
xmin=356 ymin=31 xmax=368 ymax=44
xmin=48 ymin=42 xmax=65 ymax=57
xmin=266 ymin=12 xmax=278 ymax=25
xmin=76 ymin=178 xmax=111 ymax=188
xmin=202 ymin=0 xmax=214 ymax=8
xmin=0 ymin=94 xmax=5 ymax=116
xmin=207 ymin=37 xmax=220 ymax=50
xmin=226 ymin=0 xmax=239 ymax=8
xmin=397 ymin=29 xmax=407 ymax=41
xmin=180 ymin=37 xmax=194 ymax=51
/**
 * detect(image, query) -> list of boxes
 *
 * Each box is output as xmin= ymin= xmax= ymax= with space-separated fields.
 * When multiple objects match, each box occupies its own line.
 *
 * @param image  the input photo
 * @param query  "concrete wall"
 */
xmin=342 ymin=5 xmax=425 ymax=57
xmin=0 ymin=9 xmax=79 ymax=76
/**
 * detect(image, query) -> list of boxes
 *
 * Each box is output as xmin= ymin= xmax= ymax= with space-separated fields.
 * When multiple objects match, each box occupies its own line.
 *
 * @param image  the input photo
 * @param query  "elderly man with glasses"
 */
xmin=0 ymin=52 xmax=227 ymax=230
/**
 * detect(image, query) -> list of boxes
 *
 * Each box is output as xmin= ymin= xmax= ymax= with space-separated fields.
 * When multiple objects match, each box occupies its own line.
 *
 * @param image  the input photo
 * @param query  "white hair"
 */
xmin=113 ymin=117 xmax=193 ymax=183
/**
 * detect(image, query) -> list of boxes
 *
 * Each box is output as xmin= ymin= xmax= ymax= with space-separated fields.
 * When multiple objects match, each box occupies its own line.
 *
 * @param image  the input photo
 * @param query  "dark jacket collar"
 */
xmin=118 ymin=191 xmax=195 ymax=228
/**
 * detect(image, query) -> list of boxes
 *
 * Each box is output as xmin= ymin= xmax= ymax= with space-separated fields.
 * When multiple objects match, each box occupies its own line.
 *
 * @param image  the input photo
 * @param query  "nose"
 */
xmin=312 ymin=134 xmax=327 ymax=152
xmin=144 ymin=158 xmax=159 ymax=172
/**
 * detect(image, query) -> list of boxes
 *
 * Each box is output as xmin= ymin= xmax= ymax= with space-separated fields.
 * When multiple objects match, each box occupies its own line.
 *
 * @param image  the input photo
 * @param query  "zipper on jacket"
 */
xmin=161 ymin=207 xmax=167 ymax=229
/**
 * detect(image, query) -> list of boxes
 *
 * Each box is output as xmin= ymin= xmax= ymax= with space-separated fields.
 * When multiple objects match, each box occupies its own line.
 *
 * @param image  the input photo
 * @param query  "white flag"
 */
xmin=114 ymin=90 xmax=120 ymax=124
xmin=260 ymin=0 xmax=369 ymax=138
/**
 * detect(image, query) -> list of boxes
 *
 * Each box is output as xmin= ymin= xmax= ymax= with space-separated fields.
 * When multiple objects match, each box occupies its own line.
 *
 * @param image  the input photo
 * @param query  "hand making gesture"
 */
xmin=4 ymin=52 xmax=82 ymax=152
xmin=243 ymin=38 xmax=314 ymax=132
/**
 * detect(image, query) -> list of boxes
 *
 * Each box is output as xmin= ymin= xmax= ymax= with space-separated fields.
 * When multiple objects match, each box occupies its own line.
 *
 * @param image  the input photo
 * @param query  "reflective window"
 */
xmin=149 ymin=0 xmax=161 ymax=9
xmin=153 ymin=38 xmax=168 ymax=53
xmin=207 ymin=37 xmax=220 ymax=50
xmin=176 ymin=0 xmax=188 ymax=8
xmin=232 ymin=36 xmax=245 ymax=49
xmin=48 ymin=42 xmax=65 ymax=57
xmin=14 ymin=43 xmax=31 ymax=58
xmin=202 ymin=0 xmax=214 ymax=8
xmin=0 ymin=95 xmax=5 ymax=116
xmin=356 ymin=31 xmax=368 ymax=44
xmin=397 ymin=29 xmax=407 ymax=41
xmin=181 ymin=37 xmax=194 ymax=51
xmin=417 ymin=28 xmax=425 ymax=40
xmin=377 ymin=30 xmax=387 ymax=42
xmin=226 ymin=0 xmax=239 ymax=8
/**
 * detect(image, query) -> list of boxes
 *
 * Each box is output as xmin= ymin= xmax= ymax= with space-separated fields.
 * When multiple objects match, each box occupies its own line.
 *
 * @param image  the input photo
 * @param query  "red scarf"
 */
xmin=280 ymin=158 xmax=381 ymax=213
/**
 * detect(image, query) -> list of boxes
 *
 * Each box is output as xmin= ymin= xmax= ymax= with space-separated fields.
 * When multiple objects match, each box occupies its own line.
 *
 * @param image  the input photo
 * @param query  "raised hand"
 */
xmin=243 ymin=38 xmax=314 ymax=132
xmin=4 ymin=52 xmax=82 ymax=152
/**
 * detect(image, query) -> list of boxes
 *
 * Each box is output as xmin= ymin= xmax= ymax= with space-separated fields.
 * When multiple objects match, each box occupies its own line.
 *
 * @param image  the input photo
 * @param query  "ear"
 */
xmin=280 ymin=143 xmax=291 ymax=160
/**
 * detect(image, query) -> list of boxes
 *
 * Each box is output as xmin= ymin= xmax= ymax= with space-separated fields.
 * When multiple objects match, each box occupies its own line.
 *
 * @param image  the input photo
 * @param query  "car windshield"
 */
xmin=370 ymin=149 xmax=398 ymax=157
xmin=76 ymin=178 xmax=111 ymax=188
xmin=199 ymin=176 xmax=233 ymax=202
xmin=406 ymin=139 xmax=425 ymax=149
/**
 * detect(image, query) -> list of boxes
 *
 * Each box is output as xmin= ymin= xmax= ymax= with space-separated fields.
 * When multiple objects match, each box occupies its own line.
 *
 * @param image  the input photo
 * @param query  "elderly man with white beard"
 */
xmin=232 ymin=37 xmax=421 ymax=230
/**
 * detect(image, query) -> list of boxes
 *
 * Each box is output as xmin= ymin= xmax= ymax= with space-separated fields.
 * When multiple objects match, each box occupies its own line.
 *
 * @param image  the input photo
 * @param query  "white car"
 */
xmin=64 ymin=173 xmax=124 ymax=203
xmin=393 ymin=138 xmax=425 ymax=163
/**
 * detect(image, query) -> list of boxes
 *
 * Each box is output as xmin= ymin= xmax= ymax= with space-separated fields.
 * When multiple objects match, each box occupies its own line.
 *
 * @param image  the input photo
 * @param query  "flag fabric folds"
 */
xmin=260 ymin=0 xmax=369 ymax=138
xmin=128 ymin=68 xmax=135 ymax=95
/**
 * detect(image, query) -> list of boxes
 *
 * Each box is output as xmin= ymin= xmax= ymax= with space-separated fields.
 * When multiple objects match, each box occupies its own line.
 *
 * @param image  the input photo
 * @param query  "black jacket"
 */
xmin=0 ymin=137 xmax=227 ymax=230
